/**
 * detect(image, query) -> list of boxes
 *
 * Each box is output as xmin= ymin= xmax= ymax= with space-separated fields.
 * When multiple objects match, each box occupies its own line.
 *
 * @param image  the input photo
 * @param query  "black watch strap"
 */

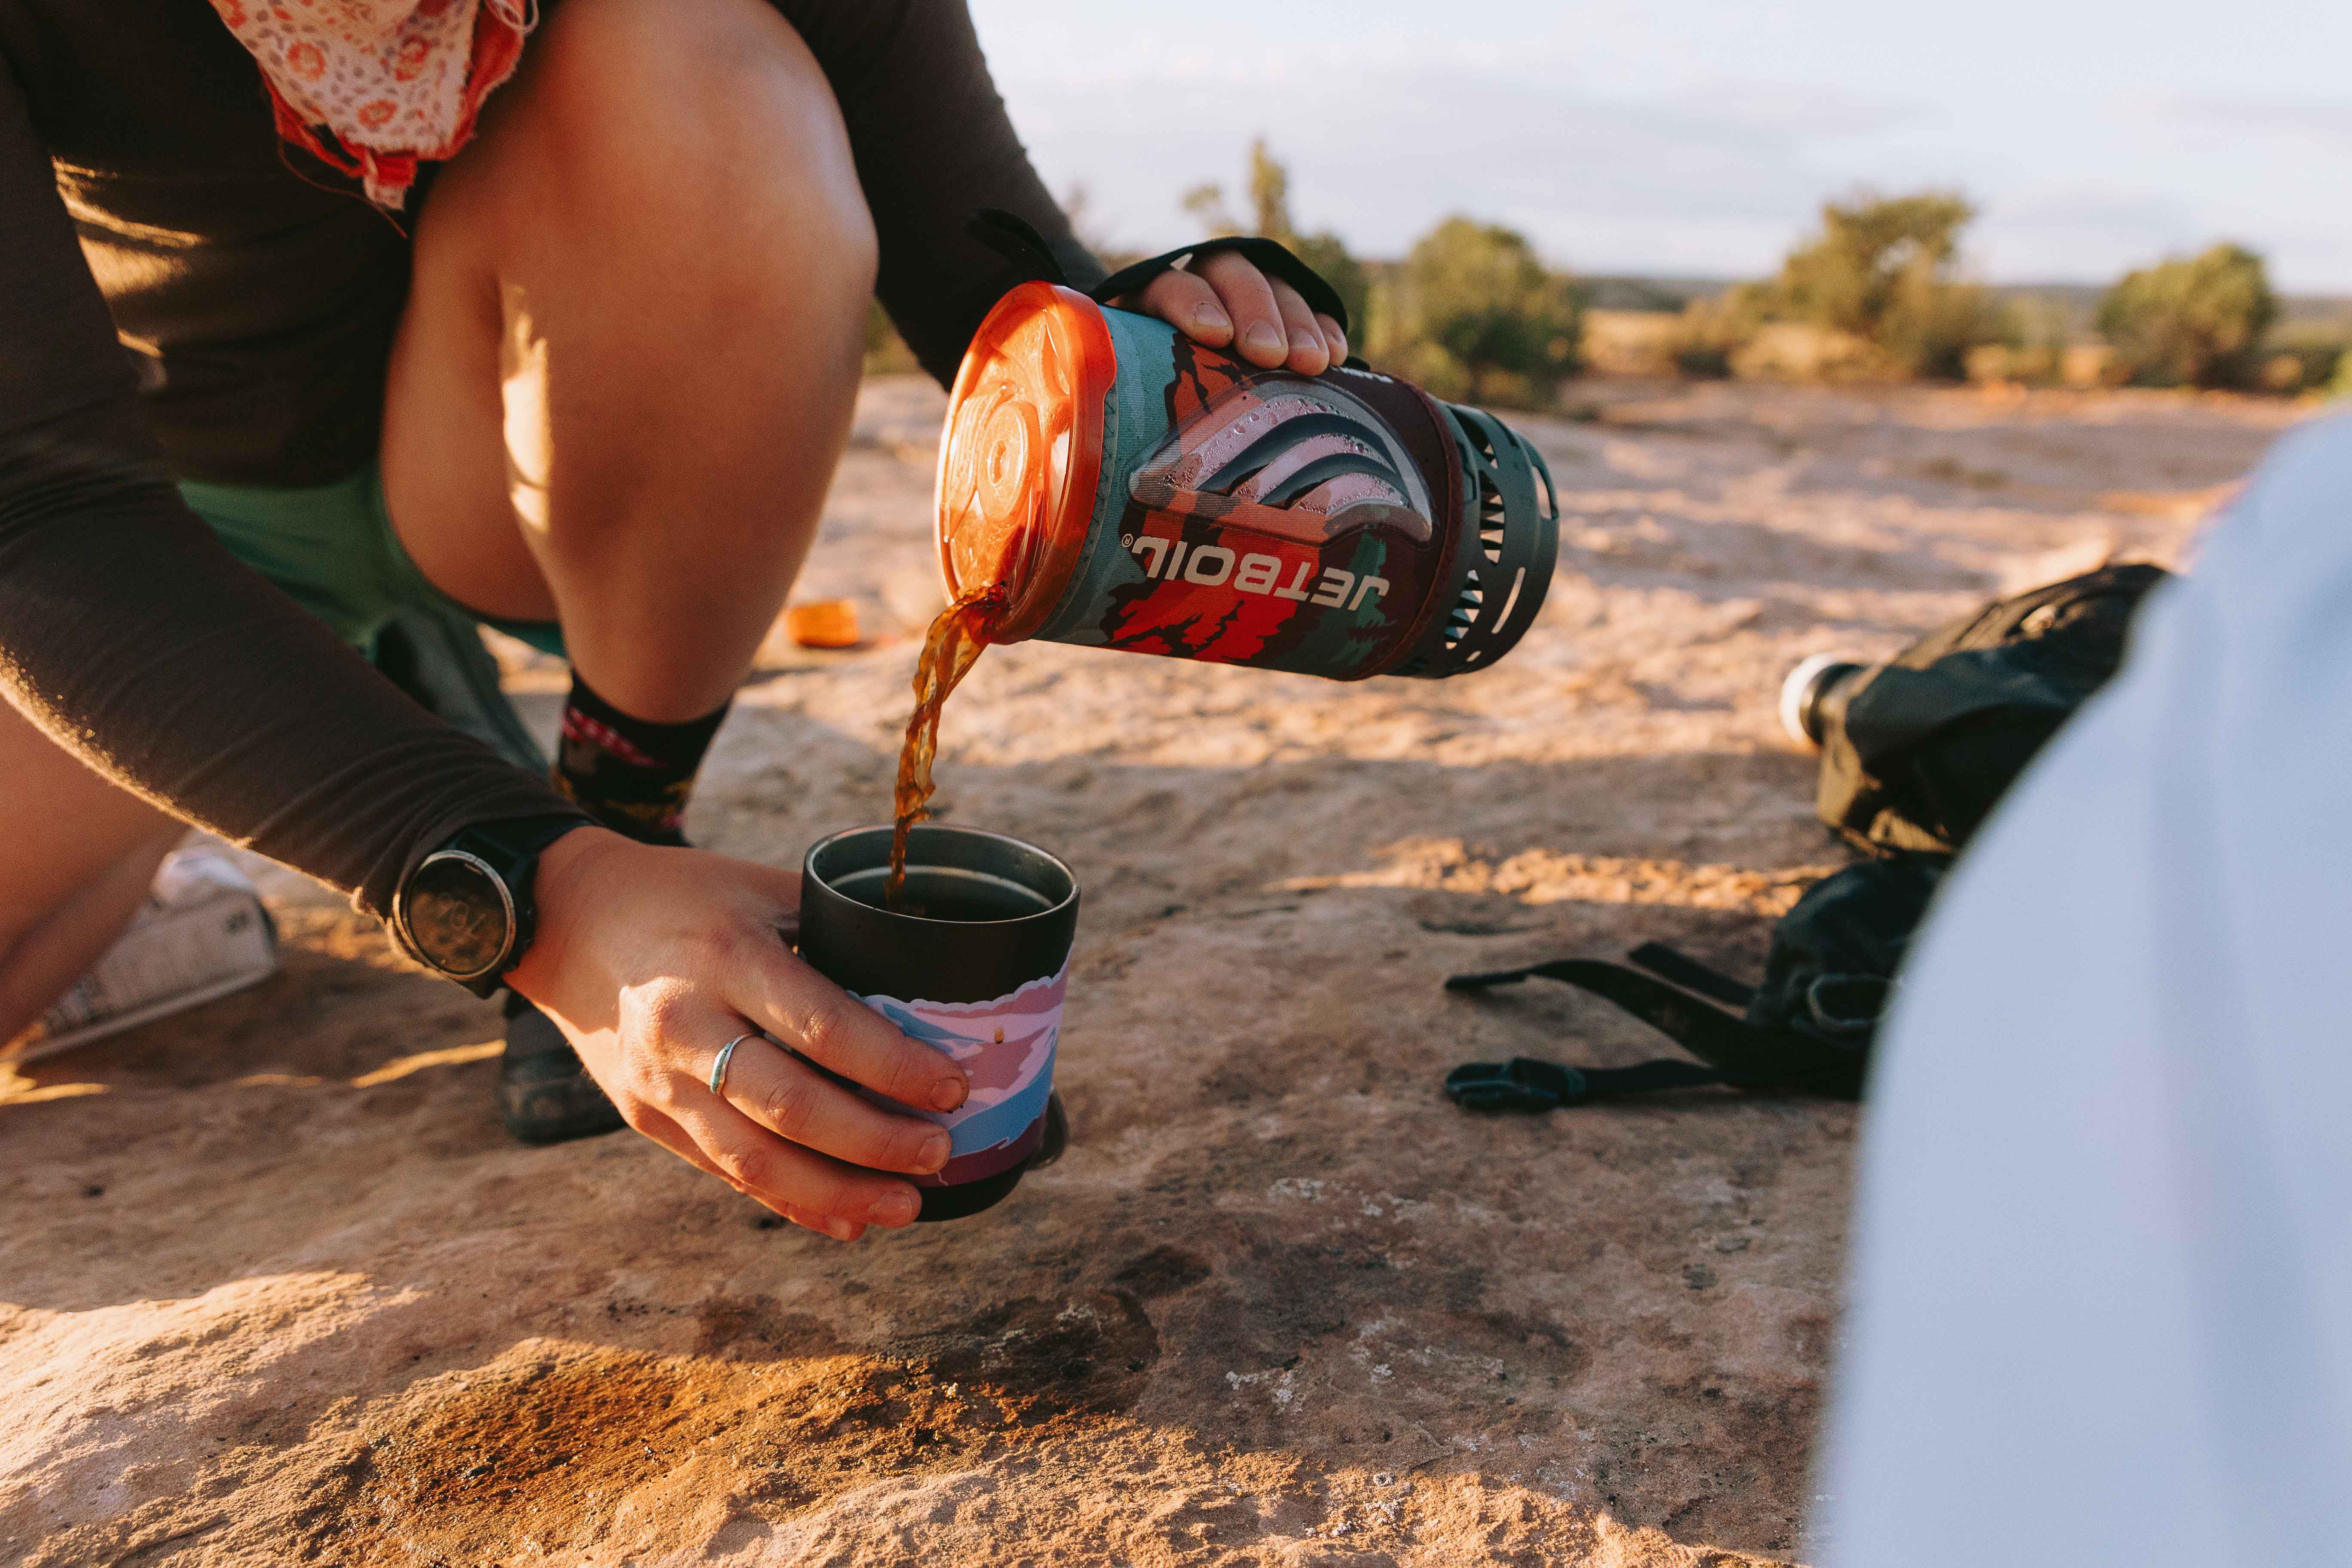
xmin=396 ymin=813 xmax=589 ymax=997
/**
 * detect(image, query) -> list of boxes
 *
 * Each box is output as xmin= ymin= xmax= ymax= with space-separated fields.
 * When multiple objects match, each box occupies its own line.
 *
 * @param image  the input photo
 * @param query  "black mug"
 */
xmin=798 ymin=824 xmax=1079 ymax=1221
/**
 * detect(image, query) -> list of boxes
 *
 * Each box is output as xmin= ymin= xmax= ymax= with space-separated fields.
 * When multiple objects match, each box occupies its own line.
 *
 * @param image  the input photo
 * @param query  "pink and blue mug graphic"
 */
xmin=853 ymin=959 xmax=1066 ymax=1186
xmin=796 ymin=823 xmax=1080 ymax=1221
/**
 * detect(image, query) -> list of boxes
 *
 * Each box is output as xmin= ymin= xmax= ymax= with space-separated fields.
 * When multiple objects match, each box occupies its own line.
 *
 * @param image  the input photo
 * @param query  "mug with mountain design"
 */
xmin=797 ymin=823 xmax=1078 ymax=1221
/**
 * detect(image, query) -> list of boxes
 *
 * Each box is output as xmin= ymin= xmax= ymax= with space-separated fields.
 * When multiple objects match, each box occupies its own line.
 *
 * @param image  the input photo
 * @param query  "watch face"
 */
xmin=403 ymin=852 xmax=514 ymax=981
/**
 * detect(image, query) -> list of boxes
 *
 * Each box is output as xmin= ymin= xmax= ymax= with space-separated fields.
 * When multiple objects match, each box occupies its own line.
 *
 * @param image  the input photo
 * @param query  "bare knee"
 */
xmin=444 ymin=0 xmax=879 ymax=324
xmin=389 ymin=0 xmax=879 ymax=695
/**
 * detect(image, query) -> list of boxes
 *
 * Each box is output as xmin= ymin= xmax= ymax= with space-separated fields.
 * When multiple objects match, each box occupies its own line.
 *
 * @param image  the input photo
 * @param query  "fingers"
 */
xmin=1265 ymin=279 xmax=1332 ymax=375
xmin=715 ymin=1030 xmax=952 ymax=1178
xmin=615 ymin=1096 xmax=869 ymax=1241
xmin=1139 ymin=268 xmax=1233 ymax=348
xmin=680 ymin=1095 xmax=918 ymax=1234
xmin=1314 ymin=311 xmax=1350 ymax=366
xmin=1133 ymin=254 xmax=1347 ymax=373
xmin=1194 ymin=253 xmax=1334 ymax=374
xmin=1196 ymin=251 xmax=1294 ymax=370
xmin=744 ymin=947 xmax=969 ymax=1119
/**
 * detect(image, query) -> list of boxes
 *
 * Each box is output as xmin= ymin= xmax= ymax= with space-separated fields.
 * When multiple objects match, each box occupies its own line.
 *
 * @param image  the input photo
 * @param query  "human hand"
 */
xmin=1129 ymin=250 xmax=1349 ymax=375
xmin=503 ymin=828 xmax=967 ymax=1242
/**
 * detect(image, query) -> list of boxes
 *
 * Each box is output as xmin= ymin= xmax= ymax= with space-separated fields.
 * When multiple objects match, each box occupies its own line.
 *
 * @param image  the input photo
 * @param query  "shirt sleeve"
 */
xmin=0 ymin=66 xmax=582 ymax=922
xmin=773 ymin=0 xmax=1108 ymax=385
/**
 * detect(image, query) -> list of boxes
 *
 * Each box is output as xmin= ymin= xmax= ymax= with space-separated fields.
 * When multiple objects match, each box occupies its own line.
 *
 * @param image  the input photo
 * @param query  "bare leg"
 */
xmin=381 ymin=0 xmax=878 ymax=722
xmin=3 ymin=0 xmax=874 ymax=1055
xmin=0 ymin=700 xmax=183 ymax=1049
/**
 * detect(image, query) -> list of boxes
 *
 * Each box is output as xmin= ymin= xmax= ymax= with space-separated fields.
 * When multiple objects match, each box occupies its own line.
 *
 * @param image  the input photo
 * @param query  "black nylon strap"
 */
xmin=1446 ymin=959 xmax=1865 ymax=1099
xmin=1445 ymin=1055 xmax=1725 ymax=1112
xmin=965 ymin=208 xmax=1072 ymax=288
xmin=1626 ymin=941 xmax=1758 ymax=1009
xmin=1091 ymin=236 xmax=1352 ymax=334
xmin=965 ymin=208 xmax=1355 ymax=340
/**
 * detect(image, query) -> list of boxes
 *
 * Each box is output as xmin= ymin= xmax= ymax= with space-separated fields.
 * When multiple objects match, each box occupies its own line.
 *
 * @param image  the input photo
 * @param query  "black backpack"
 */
xmin=1807 ymin=563 xmax=2171 ymax=856
xmin=1445 ymin=564 xmax=2170 ymax=1111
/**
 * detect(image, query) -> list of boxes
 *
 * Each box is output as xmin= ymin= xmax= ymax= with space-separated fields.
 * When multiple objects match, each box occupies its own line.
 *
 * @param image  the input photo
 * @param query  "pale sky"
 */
xmin=968 ymin=0 xmax=2352 ymax=292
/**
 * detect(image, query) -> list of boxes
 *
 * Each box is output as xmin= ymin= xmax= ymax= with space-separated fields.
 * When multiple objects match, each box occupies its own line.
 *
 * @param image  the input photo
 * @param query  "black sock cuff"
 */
xmin=562 ymin=677 xmax=730 ymax=766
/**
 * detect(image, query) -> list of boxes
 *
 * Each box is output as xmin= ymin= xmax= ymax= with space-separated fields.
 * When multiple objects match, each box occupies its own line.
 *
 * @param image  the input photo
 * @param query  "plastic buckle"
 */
xmin=1444 ymin=1058 xmax=1587 ymax=1113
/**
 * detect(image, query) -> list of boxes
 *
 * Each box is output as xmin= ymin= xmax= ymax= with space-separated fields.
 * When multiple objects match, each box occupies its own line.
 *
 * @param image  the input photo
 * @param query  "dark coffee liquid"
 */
xmin=834 ymin=864 xmax=1053 ymax=924
xmin=888 ymin=586 xmax=1006 ymax=907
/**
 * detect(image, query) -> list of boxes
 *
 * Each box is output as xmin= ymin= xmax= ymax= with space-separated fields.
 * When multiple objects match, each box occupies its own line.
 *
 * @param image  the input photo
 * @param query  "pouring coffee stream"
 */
xmin=886 ymin=585 xmax=1006 ymax=909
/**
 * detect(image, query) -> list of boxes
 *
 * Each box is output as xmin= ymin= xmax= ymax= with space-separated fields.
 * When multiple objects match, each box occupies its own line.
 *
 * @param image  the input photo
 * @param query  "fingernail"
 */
xmin=931 ymin=1077 xmax=967 ymax=1112
xmin=870 ymin=1189 xmax=919 ymax=1225
xmin=918 ymin=1131 xmax=952 ymax=1173
xmin=1244 ymin=322 xmax=1285 ymax=359
xmin=827 ymin=1217 xmax=857 ymax=1241
xmin=1292 ymin=331 xmax=1323 ymax=362
xmin=1194 ymin=303 xmax=1231 ymax=334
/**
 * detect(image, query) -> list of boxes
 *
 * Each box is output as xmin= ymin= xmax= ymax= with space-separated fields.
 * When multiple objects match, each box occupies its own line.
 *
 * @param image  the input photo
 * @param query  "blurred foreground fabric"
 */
xmin=1819 ymin=413 xmax=2352 ymax=1564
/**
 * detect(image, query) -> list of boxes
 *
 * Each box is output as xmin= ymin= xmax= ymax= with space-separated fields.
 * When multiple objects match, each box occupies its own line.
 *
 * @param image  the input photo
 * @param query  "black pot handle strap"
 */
xmin=1445 ymin=1055 xmax=1726 ymax=1112
xmin=1092 ymin=237 xmax=1351 ymax=335
xmin=1445 ymin=958 xmax=1865 ymax=1104
xmin=966 ymin=209 xmax=1353 ymax=336
xmin=1626 ymin=941 xmax=1757 ymax=1010
xmin=966 ymin=208 xmax=1075 ymax=288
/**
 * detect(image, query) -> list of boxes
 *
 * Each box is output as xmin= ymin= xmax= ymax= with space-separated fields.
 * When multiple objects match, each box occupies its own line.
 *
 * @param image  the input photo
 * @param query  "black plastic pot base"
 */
xmin=914 ymin=1164 xmax=1027 ymax=1222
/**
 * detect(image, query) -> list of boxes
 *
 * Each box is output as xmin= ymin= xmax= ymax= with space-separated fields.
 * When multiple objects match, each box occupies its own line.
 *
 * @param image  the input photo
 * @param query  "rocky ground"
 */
xmin=1 ymin=377 xmax=2309 ymax=1566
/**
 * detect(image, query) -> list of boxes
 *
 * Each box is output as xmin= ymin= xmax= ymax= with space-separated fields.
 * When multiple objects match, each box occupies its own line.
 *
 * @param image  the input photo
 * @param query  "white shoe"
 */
xmin=10 ymin=849 xmax=279 ymax=1064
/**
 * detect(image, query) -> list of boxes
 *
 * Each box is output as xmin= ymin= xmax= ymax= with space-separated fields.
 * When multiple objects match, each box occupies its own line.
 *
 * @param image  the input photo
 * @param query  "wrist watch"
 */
xmin=393 ymin=815 xmax=589 ymax=998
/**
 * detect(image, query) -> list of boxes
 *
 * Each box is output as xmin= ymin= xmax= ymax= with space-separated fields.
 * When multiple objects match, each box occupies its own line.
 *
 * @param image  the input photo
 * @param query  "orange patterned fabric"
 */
xmin=205 ymin=0 xmax=533 ymax=208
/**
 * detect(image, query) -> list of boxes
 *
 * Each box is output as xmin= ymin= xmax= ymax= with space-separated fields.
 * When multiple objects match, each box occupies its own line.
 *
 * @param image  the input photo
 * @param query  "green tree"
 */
xmin=1246 ymin=138 xmax=1293 ymax=239
xmin=1393 ymin=217 xmax=1581 ymax=405
xmin=1767 ymin=190 xmax=1999 ymax=379
xmin=2096 ymin=243 xmax=2277 ymax=388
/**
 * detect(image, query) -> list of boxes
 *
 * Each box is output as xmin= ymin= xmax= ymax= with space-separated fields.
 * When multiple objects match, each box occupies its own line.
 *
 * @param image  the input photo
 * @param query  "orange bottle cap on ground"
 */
xmin=784 ymin=599 xmax=861 ymax=649
xmin=935 ymin=282 xmax=1117 ymax=643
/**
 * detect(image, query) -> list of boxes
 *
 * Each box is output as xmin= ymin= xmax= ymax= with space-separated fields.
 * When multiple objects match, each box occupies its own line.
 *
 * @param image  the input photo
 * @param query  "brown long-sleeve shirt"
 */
xmin=0 ymin=0 xmax=1100 ymax=918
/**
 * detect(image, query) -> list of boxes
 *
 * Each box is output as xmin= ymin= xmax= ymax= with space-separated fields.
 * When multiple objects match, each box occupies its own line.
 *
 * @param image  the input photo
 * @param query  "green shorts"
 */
xmin=178 ymin=463 xmax=568 ymax=661
xmin=178 ymin=464 xmax=564 ymax=771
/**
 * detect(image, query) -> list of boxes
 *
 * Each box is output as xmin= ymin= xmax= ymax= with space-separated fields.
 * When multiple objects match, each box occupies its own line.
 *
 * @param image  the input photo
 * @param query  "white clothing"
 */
xmin=1817 ymin=413 xmax=2352 ymax=1564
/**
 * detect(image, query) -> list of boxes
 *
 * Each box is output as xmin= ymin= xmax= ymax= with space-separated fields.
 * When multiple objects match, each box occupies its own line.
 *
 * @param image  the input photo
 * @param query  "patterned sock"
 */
xmin=551 ymin=676 xmax=730 ymax=847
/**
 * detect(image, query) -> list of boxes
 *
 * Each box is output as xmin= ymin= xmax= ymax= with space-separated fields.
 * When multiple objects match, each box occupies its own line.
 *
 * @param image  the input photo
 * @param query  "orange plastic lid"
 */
xmin=935 ymin=281 xmax=1117 ymax=643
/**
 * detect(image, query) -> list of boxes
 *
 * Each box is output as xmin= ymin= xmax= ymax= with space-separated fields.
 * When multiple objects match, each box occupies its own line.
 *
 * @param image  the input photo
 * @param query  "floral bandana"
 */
xmin=208 ymin=0 xmax=536 ymax=209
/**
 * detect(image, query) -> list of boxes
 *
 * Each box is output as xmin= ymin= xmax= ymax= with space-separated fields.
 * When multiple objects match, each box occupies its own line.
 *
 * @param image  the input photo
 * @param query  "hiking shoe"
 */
xmin=498 ymin=991 xmax=625 ymax=1146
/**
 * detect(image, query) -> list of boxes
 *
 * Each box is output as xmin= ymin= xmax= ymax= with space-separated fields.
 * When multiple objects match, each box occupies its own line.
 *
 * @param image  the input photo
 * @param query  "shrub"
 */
xmin=2257 ymin=333 xmax=2346 ymax=397
xmin=1384 ymin=217 xmax=1581 ymax=406
xmin=1766 ymin=190 xmax=2002 ymax=379
xmin=1672 ymin=283 xmax=1772 ymax=377
xmin=2095 ymin=244 xmax=2276 ymax=388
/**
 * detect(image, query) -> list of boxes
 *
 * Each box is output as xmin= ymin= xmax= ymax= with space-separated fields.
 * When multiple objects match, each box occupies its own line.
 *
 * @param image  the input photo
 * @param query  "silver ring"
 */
xmin=709 ymin=1032 xmax=759 ymax=1098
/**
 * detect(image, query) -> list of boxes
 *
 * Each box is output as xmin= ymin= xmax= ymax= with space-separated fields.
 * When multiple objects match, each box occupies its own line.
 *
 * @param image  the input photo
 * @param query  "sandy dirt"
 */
xmin=1 ymin=376 xmax=2307 ymax=1566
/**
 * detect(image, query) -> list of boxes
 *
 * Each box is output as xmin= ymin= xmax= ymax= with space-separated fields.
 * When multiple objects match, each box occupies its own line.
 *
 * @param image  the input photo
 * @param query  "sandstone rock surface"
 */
xmin=2 ymin=378 xmax=2303 ymax=1565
